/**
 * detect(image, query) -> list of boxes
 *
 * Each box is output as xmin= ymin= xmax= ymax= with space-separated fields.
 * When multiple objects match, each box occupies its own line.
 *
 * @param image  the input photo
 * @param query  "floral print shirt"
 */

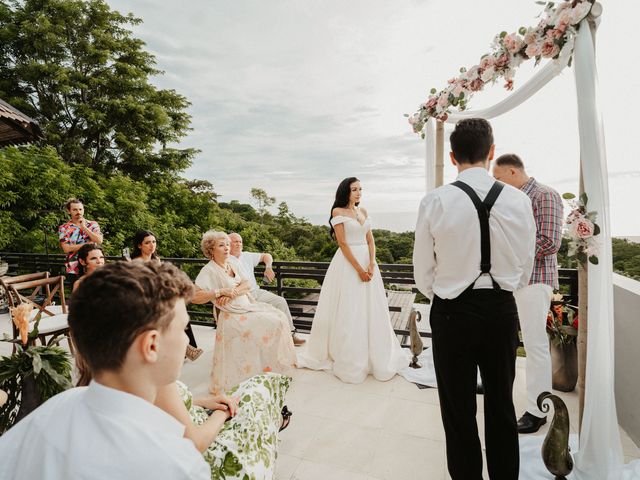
xmin=58 ymin=220 xmax=101 ymax=274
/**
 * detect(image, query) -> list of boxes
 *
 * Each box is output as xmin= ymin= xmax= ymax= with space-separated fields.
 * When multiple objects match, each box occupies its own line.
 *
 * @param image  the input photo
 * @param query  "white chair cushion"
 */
xmin=29 ymin=305 xmax=65 ymax=319
xmin=32 ymin=313 xmax=68 ymax=334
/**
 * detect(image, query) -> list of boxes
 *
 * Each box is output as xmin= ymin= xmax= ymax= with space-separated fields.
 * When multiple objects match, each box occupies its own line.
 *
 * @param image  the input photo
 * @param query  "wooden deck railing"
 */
xmin=0 ymin=252 xmax=579 ymax=346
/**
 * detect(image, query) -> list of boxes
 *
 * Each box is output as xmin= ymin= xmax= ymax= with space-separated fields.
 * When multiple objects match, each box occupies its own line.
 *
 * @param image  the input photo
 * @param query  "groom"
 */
xmin=413 ymin=118 xmax=535 ymax=480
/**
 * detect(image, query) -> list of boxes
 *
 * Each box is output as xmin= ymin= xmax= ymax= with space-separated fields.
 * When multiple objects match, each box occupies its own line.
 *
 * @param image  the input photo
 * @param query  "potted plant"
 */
xmin=547 ymin=294 xmax=579 ymax=392
xmin=0 ymin=303 xmax=72 ymax=434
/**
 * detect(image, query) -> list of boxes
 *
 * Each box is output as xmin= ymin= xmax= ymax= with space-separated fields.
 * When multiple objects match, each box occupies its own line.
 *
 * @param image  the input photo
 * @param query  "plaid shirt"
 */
xmin=521 ymin=178 xmax=563 ymax=289
xmin=58 ymin=220 xmax=101 ymax=274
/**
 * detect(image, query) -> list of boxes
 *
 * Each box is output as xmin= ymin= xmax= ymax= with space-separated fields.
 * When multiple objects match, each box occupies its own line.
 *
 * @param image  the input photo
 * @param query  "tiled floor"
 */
xmin=1 ymin=316 xmax=639 ymax=479
xmin=180 ymin=325 xmax=640 ymax=480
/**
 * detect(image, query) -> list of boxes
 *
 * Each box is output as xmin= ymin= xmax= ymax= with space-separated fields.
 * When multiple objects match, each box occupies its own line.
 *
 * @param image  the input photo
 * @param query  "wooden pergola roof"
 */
xmin=0 ymin=98 xmax=43 ymax=147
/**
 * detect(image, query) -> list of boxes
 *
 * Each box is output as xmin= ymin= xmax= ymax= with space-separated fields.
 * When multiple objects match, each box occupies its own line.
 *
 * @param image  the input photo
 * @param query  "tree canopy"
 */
xmin=0 ymin=0 xmax=194 ymax=179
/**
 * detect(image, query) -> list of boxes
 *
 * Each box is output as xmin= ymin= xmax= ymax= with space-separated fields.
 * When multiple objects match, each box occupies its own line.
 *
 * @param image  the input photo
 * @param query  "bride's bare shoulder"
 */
xmin=332 ymin=207 xmax=347 ymax=217
xmin=358 ymin=206 xmax=368 ymax=216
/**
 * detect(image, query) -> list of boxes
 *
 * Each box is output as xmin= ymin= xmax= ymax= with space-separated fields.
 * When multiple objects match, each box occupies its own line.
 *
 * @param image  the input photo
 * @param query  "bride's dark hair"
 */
xmin=329 ymin=177 xmax=360 ymax=239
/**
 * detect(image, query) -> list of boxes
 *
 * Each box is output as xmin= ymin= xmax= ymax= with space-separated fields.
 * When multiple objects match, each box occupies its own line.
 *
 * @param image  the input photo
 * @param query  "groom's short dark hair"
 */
xmin=449 ymin=118 xmax=494 ymax=164
xmin=69 ymin=261 xmax=194 ymax=374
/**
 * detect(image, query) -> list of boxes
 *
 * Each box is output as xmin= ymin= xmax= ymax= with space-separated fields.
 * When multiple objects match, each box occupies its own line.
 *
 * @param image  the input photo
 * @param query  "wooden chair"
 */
xmin=0 ymin=271 xmax=49 ymax=316
xmin=5 ymin=275 xmax=70 ymax=348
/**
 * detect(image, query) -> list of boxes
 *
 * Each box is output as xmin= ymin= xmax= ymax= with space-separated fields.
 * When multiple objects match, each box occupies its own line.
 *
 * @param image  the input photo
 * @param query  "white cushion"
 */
xmin=29 ymin=305 xmax=65 ymax=319
xmin=32 ymin=313 xmax=68 ymax=334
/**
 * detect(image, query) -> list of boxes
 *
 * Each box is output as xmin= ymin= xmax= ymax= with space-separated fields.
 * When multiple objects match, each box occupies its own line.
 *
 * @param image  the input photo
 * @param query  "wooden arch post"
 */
xmin=435 ymin=120 xmax=444 ymax=187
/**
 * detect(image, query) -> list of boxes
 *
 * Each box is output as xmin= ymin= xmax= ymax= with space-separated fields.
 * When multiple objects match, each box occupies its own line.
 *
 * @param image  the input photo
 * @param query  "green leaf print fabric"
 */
xmin=177 ymin=373 xmax=291 ymax=480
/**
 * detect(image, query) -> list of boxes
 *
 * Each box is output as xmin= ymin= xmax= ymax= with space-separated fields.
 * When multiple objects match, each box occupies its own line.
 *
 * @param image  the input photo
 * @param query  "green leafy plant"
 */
xmin=0 ymin=305 xmax=72 ymax=434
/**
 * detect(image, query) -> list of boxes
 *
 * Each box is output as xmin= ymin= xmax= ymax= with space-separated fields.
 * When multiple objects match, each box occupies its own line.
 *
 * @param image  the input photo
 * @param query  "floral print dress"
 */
xmin=177 ymin=373 xmax=291 ymax=480
xmin=195 ymin=260 xmax=296 ymax=395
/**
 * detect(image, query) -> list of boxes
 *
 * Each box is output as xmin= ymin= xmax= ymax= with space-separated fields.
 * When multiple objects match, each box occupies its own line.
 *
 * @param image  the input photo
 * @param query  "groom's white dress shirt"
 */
xmin=0 ymin=381 xmax=210 ymax=480
xmin=413 ymin=167 xmax=536 ymax=300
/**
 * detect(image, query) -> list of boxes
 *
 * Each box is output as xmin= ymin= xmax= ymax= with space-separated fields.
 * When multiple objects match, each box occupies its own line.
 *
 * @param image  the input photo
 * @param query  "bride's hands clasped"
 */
xmin=357 ymin=264 xmax=373 ymax=282
xmin=357 ymin=268 xmax=371 ymax=282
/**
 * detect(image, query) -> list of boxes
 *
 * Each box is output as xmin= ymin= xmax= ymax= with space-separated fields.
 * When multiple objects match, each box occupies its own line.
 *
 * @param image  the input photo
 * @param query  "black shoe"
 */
xmin=279 ymin=406 xmax=293 ymax=432
xmin=517 ymin=412 xmax=547 ymax=434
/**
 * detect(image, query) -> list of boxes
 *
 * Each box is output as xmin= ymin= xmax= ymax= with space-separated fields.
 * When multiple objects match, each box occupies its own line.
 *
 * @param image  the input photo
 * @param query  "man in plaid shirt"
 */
xmin=493 ymin=154 xmax=563 ymax=434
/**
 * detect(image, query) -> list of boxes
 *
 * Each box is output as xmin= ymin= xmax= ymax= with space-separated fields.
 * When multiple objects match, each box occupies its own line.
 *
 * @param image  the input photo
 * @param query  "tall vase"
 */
xmin=550 ymin=339 xmax=578 ymax=392
xmin=15 ymin=374 xmax=43 ymax=423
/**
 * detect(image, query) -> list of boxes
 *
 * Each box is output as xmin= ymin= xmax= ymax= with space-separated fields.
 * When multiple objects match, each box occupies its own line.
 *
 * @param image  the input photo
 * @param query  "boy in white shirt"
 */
xmin=0 ymin=261 xmax=211 ymax=480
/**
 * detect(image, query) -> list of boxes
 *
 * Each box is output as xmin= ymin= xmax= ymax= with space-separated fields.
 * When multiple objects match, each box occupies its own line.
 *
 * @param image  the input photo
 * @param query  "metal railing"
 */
xmin=0 ymin=252 xmax=579 ymax=343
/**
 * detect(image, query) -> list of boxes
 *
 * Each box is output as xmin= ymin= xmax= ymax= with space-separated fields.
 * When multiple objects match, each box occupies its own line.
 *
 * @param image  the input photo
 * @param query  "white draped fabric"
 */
xmin=422 ymin=17 xmax=638 ymax=479
xmin=571 ymin=19 xmax=627 ymax=480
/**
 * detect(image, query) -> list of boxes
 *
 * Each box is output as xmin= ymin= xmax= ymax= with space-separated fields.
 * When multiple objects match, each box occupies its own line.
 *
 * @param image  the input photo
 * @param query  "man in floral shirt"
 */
xmin=58 ymin=198 xmax=103 ymax=283
xmin=493 ymin=154 xmax=564 ymax=434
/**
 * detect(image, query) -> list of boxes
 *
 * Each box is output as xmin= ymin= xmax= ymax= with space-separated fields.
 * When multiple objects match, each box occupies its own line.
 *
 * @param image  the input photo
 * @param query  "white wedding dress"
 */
xmin=297 ymin=215 xmax=409 ymax=383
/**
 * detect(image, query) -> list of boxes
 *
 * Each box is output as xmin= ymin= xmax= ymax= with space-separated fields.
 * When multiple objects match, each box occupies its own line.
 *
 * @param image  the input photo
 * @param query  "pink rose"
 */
xmin=437 ymin=94 xmax=449 ymax=108
xmin=525 ymin=42 xmax=541 ymax=58
xmin=584 ymin=243 xmax=599 ymax=257
xmin=523 ymin=29 xmax=538 ymax=46
xmin=466 ymin=65 xmax=480 ymax=81
xmin=573 ymin=218 xmax=595 ymax=239
xmin=480 ymin=56 xmax=494 ymax=70
xmin=452 ymin=83 xmax=464 ymax=97
xmin=541 ymin=41 xmax=560 ymax=58
xmin=426 ymin=96 xmax=438 ymax=109
xmin=547 ymin=28 xmax=564 ymax=40
xmin=481 ymin=66 xmax=496 ymax=83
xmin=469 ymin=78 xmax=484 ymax=92
xmin=503 ymin=33 xmax=523 ymax=55
xmin=494 ymin=53 xmax=510 ymax=70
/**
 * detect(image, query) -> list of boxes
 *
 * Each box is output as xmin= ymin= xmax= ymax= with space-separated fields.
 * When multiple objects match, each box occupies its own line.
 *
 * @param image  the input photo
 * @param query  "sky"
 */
xmin=107 ymin=0 xmax=638 ymax=235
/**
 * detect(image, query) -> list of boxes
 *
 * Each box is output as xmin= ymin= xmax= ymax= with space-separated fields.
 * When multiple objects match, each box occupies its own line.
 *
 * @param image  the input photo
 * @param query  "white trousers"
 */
xmin=252 ymin=288 xmax=295 ymax=332
xmin=514 ymin=283 xmax=553 ymax=418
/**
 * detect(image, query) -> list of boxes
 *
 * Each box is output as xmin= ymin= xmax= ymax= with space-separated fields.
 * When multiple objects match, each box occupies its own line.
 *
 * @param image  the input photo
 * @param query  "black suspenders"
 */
xmin=451 ymin=180 xmax=505 ymax=290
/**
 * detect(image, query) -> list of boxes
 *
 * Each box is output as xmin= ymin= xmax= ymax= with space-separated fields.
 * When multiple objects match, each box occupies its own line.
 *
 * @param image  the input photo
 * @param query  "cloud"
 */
xmin=106 ymin=0 xmax=639 ymax=234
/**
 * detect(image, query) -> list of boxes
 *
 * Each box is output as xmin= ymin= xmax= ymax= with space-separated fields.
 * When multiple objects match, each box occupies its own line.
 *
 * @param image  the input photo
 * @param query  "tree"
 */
xmin=0 ymin=0 xmax=195 ymax=179
xmin=250 ymin=188 xmax=275 ymax=221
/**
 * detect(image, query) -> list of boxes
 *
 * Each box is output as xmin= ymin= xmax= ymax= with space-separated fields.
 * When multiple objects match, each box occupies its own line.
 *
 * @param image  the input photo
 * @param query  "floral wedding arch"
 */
xmin=410 ymin=1 xmax=637 ymax=479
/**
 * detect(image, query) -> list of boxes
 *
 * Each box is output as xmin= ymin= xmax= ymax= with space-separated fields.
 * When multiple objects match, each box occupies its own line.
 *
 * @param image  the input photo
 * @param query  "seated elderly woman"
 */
xmin=194 ymin=230 xmax=297 ymax=395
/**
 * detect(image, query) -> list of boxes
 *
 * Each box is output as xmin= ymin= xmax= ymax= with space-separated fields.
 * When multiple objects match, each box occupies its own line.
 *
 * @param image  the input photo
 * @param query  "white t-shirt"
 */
xmin=230 ymin=252 xmax=262 ymax=292
xmin=0 ymin=381 xmax=210 ymax=480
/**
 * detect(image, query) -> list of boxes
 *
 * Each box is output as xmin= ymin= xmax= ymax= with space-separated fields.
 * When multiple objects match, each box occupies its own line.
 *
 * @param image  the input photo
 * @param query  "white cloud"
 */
xmin=109 ymin=0 xmax=639 ymax=234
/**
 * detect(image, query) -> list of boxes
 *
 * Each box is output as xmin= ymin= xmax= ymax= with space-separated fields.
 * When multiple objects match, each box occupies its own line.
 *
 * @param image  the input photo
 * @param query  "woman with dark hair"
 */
xmin=131 ymin=230 xmax=159 ymax=262
xmin=131 ymin=229 xmax=203 ymax=361
xmin=297 ymin=177 xmax=409 ymax=383
xmin=72 ymin=243 xmax=105 ymax=293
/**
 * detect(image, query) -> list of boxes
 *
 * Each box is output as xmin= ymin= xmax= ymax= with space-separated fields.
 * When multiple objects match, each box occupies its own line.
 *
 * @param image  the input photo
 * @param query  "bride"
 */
xmin=297 ymin=177 xmax=409 ymax=383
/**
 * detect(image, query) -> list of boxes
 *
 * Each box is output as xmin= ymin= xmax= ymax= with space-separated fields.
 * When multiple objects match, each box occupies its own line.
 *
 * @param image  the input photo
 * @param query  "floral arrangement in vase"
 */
xmin=547 ymin=293 xmax=578 ymax=346
xmin=0 ymin=303 xmax=72 ymax=433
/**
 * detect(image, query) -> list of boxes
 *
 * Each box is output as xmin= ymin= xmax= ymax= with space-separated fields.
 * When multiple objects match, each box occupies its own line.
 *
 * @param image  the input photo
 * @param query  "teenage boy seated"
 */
xmin=0 ymin=261 xmax=211 ymax=480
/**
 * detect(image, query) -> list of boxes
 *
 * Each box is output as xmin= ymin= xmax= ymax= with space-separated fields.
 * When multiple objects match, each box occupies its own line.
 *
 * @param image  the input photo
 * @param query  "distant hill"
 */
xmin=616 ymin=236 xmax=640 ymax=244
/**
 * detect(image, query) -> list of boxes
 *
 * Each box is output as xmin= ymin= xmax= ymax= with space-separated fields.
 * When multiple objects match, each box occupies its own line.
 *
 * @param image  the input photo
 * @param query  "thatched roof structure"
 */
xmin=0 ymin=99 xmax=43 ymax=147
